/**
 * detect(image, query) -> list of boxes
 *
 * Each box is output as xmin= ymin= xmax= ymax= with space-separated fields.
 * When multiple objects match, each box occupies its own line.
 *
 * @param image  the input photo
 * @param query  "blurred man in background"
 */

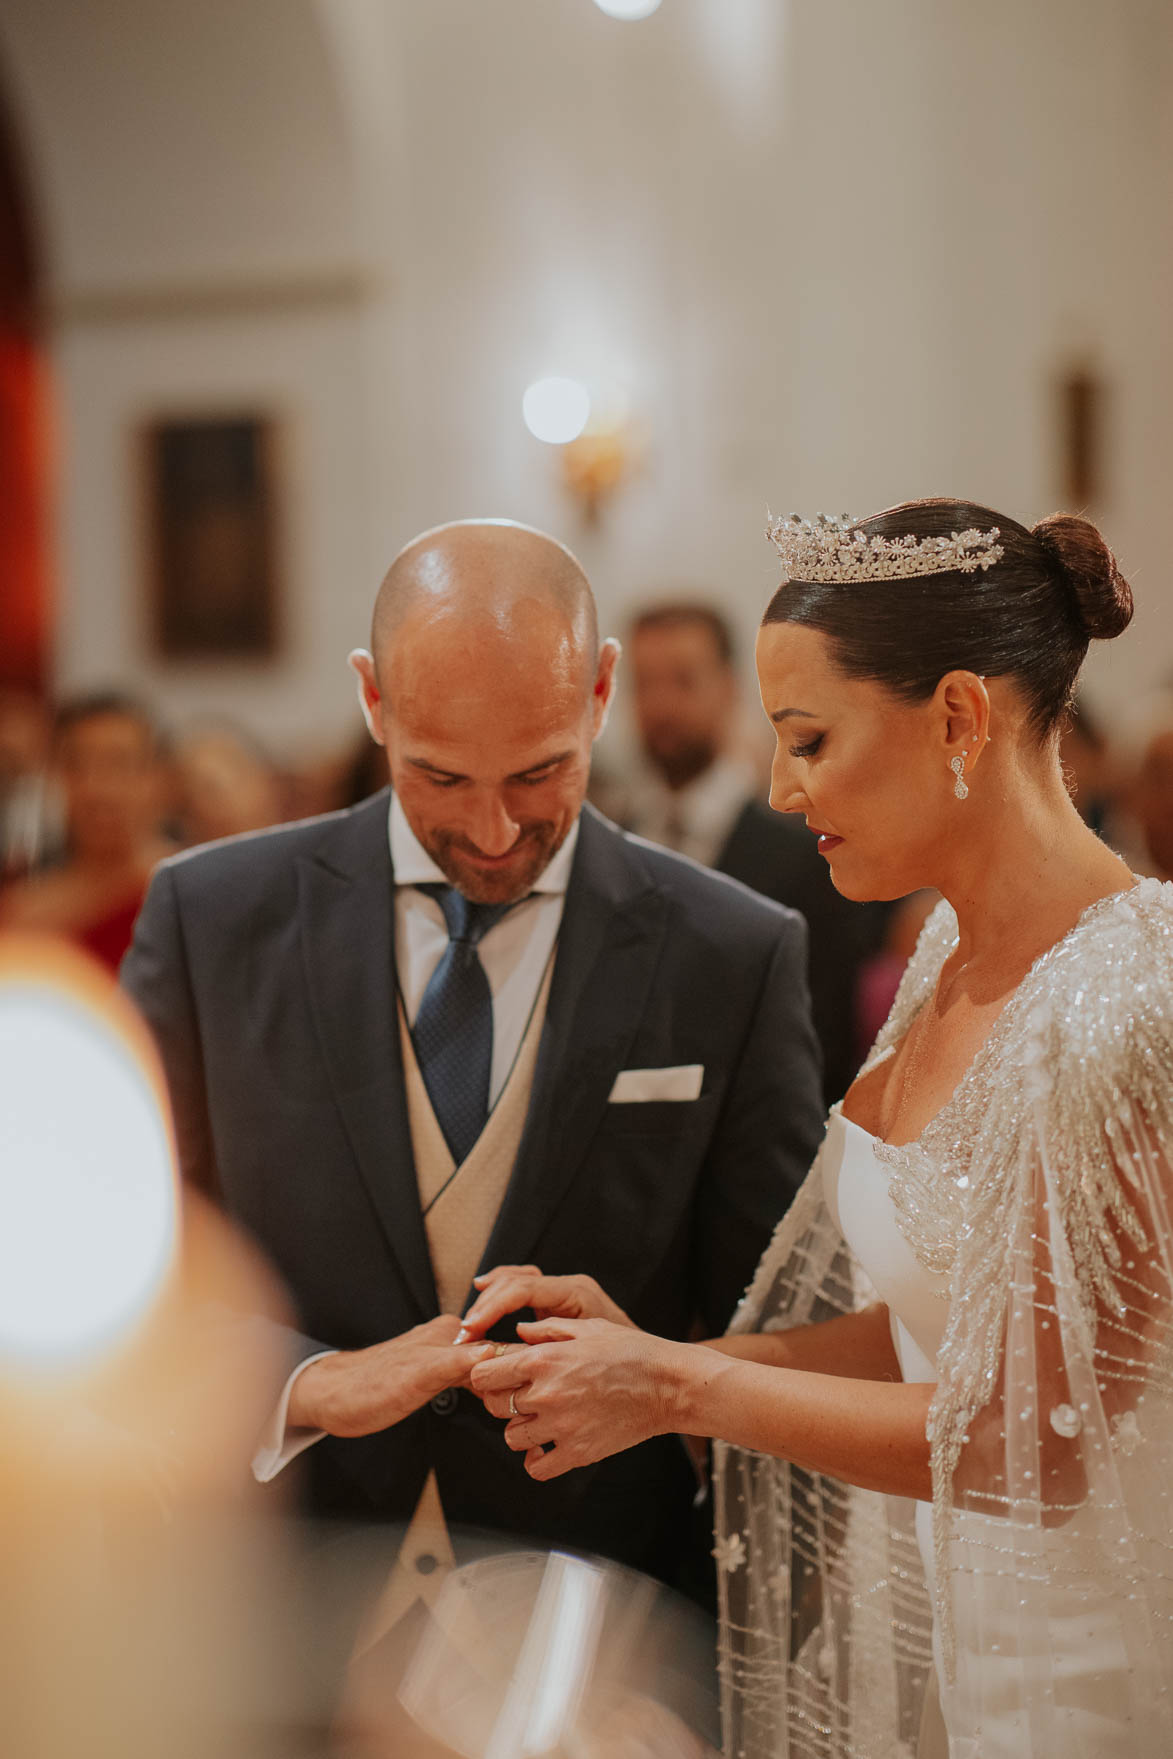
xmin=1135 ymin=714 xmax=1173 ymax=879
xmin=0 ymin=686 xmax=60 ymax=880
xmin=0 ymin=691 xmax=172 ymax=971
xmin=172 ymin=720 xmax=287 ymax=848
xmin=605 ymin=601 xmax=886 ymax=1104
xmin=1059 ymin=694 xmax=1130 ymax=844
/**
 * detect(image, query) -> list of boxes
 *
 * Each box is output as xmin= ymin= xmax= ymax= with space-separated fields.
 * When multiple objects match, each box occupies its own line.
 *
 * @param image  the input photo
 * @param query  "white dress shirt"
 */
xmin=252 ymin=795 xmax=578 ymax=1482
xmin=619 ymin=754 xmax=754 ymax=869
xmin=389 ymin=792 xmax=576 ymax=1105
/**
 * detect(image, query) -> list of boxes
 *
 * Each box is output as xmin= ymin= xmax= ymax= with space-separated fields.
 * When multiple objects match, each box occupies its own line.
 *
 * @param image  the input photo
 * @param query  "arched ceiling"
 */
xmin=0 ymin=0 xmax=360 ymax=301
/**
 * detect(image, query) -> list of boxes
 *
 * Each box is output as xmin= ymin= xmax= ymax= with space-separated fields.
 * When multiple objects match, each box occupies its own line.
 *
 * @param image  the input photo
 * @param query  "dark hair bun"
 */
xmin=1031 ymin=513 xmax=1133 ymax=641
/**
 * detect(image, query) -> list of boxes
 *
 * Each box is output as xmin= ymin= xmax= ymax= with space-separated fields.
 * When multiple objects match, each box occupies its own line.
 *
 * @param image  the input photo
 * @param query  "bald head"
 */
xmin=352 ymin=519 xmax=618 ymax=903
xmin=371 ymin=519 xmax=598 ymax=688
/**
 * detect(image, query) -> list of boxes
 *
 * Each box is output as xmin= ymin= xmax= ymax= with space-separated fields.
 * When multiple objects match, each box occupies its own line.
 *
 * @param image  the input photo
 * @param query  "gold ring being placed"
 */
xmin=492 ymin=1343 xmax=511 ymax=1358
xmin=508 ymin=1390 xmax=520 ymax=1418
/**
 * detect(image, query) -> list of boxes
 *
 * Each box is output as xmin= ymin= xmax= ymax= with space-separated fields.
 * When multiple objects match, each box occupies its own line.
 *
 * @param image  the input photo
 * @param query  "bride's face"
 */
xmin=755 ymin=620 xmax=955 ymax=902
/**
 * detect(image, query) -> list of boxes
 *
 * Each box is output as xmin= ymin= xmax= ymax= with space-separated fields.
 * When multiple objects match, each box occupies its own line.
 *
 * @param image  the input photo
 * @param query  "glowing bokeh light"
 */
xmin=0 ymin=977 xmax=177 ymax=1367
xmin=592 ymin=0 xmax=662 ymax=19
xmin=522 ymin=377 xmax=591 ymax=444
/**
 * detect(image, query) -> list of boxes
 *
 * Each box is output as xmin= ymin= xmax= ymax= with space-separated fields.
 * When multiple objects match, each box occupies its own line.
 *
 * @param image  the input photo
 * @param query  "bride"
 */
xmin=468 ymin=498 xmax=1173 ymax=1757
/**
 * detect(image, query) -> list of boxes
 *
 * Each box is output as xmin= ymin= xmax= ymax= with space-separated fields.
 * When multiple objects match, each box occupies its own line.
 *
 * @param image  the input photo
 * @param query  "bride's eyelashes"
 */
xmin=788 ymin=734 xmax=825 ymax=759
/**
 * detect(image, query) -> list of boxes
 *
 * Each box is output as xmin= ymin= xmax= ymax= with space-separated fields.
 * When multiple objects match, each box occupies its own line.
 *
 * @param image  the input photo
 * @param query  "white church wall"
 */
xmin=0 ymin=0 xmax=379 ymax=750
xmin=0 ymin=0 xmax=1170 ymax=752
xmin=317 ymin=0 xmax=1173 ymax=765
xmin=52 ymin=306 xmax=374 ymax=750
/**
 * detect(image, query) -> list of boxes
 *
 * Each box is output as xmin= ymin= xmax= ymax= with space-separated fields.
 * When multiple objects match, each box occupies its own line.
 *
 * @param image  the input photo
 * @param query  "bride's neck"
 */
xmin=935 ymin=762 xmax=1133 ymax=972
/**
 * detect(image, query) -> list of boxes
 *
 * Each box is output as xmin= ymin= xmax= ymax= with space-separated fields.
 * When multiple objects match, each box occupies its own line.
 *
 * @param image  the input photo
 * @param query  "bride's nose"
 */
xmin=769 ymin=749 xmax=808 ymax=816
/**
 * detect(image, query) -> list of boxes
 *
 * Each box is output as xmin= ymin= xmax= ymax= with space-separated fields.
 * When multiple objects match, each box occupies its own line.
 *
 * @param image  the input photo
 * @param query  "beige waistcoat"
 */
xmin=355 ymin=962 xmax=554 ymax=1652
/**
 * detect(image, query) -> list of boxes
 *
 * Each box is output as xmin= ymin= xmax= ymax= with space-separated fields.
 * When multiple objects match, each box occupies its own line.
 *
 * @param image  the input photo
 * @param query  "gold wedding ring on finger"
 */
xmin=491 ymin=1342 xmax=511 ymax=1358
xmin=509 ymin=1389 xmax=523 ymax=1418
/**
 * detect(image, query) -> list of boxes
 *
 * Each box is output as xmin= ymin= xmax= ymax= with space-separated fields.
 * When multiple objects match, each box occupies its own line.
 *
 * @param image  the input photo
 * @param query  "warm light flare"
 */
xmin=0 ymin=940 xmax=178 ymax=1369
xmin=522 ymin=376 xmax=591 ymax=444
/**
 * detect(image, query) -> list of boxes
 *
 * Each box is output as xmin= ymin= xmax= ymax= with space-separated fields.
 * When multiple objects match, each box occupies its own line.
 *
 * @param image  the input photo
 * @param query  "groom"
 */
xmin=123 ymin=518 xmax=823 ymax=1603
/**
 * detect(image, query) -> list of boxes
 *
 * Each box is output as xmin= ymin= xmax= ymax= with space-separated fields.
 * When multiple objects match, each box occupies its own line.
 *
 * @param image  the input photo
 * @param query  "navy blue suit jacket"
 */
xmin=123 ymin=792 xmax=824 ymax=1585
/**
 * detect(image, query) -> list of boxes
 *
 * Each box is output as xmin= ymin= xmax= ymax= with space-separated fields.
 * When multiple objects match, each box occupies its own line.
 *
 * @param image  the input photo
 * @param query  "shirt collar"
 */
xmin=626 ymin=753 xmax=754 ymax=838
xmin=671 ymin=754 xmax=756 ymax=841
xmin=388 ymin=791 xmax=579 ymax=895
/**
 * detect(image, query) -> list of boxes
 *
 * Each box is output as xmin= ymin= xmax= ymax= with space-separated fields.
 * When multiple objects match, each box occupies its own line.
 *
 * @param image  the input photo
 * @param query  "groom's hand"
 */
xmin=469 ymin=1317 xmax=690 ymax=1479
xmin=287 ymin=1315 xmax=485 ymax=1438
xmin=457 ymin=1264 xmax=635 ymax=1342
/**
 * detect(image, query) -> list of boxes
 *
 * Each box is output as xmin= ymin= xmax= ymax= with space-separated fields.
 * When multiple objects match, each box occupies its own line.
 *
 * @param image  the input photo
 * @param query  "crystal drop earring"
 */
xmin=951 ymin=752 xmax=969 ymax=802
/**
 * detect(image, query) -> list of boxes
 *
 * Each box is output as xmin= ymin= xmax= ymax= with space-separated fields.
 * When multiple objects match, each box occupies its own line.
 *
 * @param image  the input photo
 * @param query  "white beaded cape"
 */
xmin=714 ymin=878 xmax=1173 ymax=1757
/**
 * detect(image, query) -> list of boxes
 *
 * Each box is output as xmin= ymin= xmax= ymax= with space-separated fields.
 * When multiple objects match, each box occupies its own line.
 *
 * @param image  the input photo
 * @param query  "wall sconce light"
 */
xmin=592 ymin=0 xmax=662 ymax=19
xmin=559 ymin=422 xmax=637 ymax=523
xmin=523 ymin=377 xmax=640 ymax=523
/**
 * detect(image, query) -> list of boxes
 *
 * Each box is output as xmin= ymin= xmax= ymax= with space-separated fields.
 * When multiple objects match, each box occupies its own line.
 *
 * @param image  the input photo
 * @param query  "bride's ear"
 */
xmin=937 ymin=671 xmax=991 ymax=768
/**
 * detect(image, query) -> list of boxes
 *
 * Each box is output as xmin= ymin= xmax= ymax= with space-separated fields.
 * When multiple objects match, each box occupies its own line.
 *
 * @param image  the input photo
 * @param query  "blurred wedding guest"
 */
xmin=1059 ymin=692 xmax=1126 ymax=841
xmin=1135 ymin=714 xmax=1173 ymax=879
xmin=604 ymin=600 xmax=886 ymax=1103
xmin=173 ymin=719 xmax=286 ymax=847
xmin=339 ymin=718 xmax=390 ymax=806
xmin=0 ymin=687 xmax=62 ymax=879
xmin=279 ymin=728 xmax=381 ymax=824
xmin=0 ymin=690 xmax=173 ymax=971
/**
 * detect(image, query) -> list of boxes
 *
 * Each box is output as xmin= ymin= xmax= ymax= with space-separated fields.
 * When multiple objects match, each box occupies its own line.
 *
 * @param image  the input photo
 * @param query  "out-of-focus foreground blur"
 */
xmin=0 ymin=940 xmax=718 ymax=1759
xmin=0 ymin=938 xmax=293 ymax=1757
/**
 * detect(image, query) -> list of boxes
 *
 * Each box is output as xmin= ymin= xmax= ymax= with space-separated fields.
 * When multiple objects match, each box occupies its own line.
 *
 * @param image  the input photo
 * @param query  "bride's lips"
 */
xmin=808 ymin=826 xmax=844 ymax=856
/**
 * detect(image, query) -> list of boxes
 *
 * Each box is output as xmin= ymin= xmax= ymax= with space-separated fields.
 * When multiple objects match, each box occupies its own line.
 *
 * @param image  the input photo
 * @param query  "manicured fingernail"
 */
xmin=454 ymin=1328 xmax=470 ymax=1344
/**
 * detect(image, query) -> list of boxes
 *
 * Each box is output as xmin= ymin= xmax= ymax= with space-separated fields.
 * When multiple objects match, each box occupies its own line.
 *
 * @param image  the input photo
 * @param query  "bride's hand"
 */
xmin=469 ymin=1317 xmax=689 ymax=1480
xmin=457 ymin=1264 xmax=634 ymax=1342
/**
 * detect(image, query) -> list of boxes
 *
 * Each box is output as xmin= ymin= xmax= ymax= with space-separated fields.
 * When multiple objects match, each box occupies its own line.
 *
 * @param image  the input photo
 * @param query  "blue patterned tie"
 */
xmin=413 ymin=886 xmax=514 ymax=1164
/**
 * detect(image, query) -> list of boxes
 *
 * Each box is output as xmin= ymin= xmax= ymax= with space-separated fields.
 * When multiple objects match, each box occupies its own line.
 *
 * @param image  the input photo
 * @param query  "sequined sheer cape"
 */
xmin=714 ymin=878 xmax=1173 ymax=1757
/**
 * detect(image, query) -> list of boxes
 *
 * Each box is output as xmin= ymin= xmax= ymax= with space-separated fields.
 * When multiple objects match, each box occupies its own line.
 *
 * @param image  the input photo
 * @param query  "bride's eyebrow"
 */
xmin=771 ymin=707 xmax=816 ymax=723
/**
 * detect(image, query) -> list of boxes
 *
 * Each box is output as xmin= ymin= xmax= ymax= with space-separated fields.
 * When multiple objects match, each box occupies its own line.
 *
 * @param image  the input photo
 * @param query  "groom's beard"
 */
xmin=424 ymin=819 xmax=567 ymax=904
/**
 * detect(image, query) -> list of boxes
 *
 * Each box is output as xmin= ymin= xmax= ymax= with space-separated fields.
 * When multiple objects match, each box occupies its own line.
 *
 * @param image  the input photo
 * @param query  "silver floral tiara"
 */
xmin=766 ymin=510 xmax=1005 ymax=583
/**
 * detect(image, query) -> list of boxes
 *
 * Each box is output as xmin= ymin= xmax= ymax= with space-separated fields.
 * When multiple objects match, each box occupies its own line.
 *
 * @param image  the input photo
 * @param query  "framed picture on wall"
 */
xmin=142 ymin=412 xmax=281 ymax=659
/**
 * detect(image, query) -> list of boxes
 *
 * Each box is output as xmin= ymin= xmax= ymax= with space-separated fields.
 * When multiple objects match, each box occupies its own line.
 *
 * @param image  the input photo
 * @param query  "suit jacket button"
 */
xmin=430 ymin=1389 xmax=457 ymax=1416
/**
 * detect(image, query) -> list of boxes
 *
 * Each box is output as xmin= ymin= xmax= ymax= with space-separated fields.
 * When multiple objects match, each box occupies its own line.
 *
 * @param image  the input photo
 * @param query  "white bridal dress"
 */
xmin=714 ymin=881 xmax=1173 ymax=1759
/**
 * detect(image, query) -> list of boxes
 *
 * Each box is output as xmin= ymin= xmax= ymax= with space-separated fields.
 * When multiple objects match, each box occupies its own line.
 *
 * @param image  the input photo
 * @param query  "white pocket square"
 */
xmin=608 ymin=1064 xmax=704 ymax=1104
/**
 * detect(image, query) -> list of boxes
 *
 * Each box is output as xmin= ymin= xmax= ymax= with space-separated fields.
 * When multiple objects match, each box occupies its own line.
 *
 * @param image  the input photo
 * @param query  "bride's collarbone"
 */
xmin=847 ymin=987 xmax=1011 ymax=1146
xmin=853 ymin=879 xmax=1139 ymax=1145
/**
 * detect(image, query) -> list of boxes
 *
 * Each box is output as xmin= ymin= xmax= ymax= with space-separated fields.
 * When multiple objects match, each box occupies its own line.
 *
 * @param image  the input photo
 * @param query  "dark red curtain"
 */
xmin=0 ymin=63 xmax=51 ymax=692
xmin=0 ymin=335 xmax=51 ymax=689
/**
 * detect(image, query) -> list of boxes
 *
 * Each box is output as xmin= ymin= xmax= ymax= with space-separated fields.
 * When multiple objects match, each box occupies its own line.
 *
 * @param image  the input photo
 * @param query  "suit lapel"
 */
xmin=297 ymin=791 xmax=437 ymax=1321
xmin=480 ymin=808 xmax=668 ymax=1274
xmin=713 ymin=799 xmax=756 ymax=875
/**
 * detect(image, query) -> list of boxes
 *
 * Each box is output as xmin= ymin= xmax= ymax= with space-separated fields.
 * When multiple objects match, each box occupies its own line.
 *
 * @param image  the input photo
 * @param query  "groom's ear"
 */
xmin=591 ymin=638 xmax=622 ymax=740
xmin=348 ymin=649 xmax=385 ymax=745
